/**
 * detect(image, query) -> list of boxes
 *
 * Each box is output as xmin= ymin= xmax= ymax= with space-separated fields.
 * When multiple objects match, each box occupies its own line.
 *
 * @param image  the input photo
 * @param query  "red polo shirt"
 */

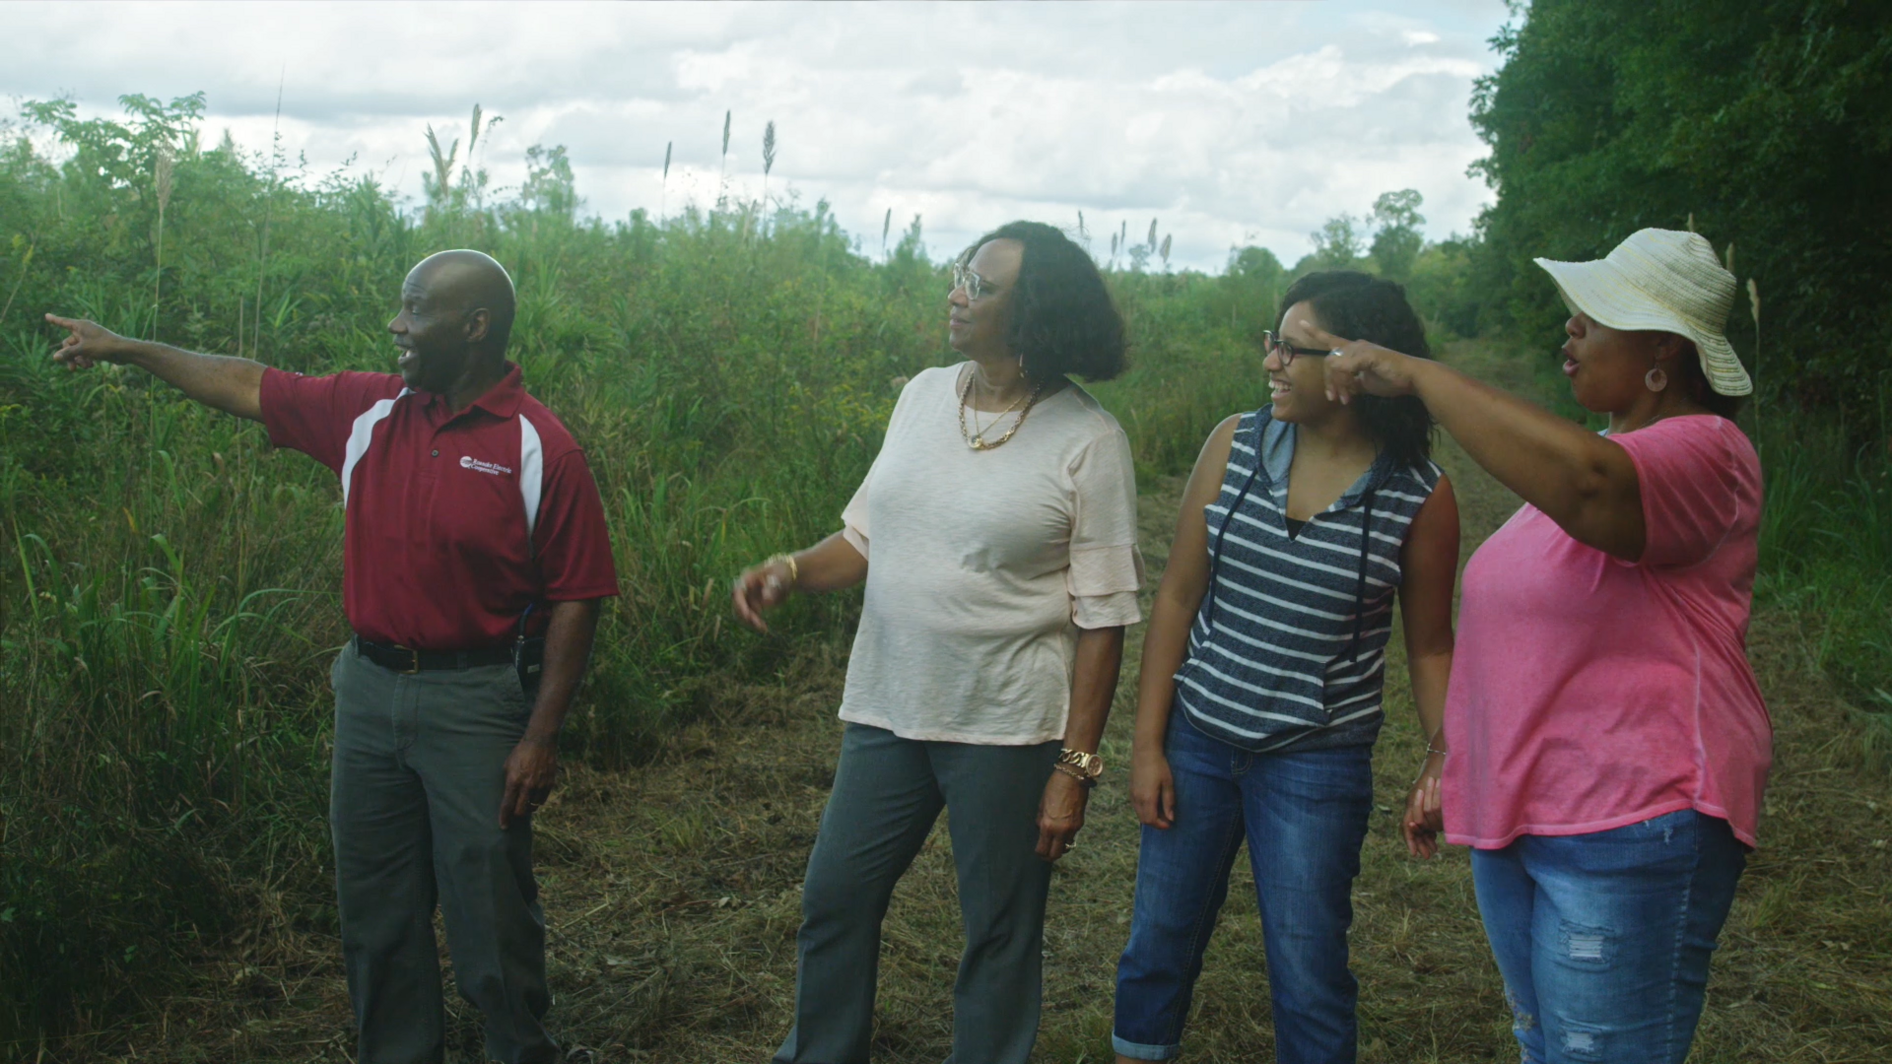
xmin=259 ymin=363 xmax=618 ymax=650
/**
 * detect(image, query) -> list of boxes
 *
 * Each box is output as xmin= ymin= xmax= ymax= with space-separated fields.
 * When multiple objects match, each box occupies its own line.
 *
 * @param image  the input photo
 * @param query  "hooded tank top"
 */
xmin=1173 ymin=409 xmax=1441 ymax=753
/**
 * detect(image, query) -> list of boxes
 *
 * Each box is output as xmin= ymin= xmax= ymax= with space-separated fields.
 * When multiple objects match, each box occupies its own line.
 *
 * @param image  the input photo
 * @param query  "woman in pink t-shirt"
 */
xmin=1306 ymin=228 xmax=1768 ymax=1064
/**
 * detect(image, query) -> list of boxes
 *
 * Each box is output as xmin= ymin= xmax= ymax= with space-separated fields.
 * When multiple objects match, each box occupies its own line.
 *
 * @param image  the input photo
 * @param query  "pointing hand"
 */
xmin=1294 ymin=319 xmax=1423 ymax=405
xmin=46 ymin=314 xmax=132 ymax=370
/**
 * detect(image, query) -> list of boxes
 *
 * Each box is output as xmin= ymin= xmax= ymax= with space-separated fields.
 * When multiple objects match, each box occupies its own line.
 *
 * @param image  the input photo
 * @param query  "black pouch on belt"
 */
xmin=514 ymin=603 xmax=546 ymax=699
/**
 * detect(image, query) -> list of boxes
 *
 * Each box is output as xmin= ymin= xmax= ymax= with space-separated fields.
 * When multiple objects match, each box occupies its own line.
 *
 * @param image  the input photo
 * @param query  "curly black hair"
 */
xmin=960 ymin=221 xmax=1126 ymax=382
xmin=1277 ymin=271 xmax=1435 ymax=471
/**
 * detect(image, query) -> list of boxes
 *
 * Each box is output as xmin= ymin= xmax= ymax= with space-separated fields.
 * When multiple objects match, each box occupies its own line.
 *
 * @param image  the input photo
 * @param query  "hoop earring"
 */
xmin=1645 ymin=367 xmax=1668 ymax=393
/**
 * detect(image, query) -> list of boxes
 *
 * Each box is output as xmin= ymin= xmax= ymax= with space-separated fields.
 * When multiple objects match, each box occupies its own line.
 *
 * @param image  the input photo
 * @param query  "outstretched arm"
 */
xmin=47 ymin=314 xmax=265 ymax=421
xmin=1303 ymin=321 xmax=1647 ymax=561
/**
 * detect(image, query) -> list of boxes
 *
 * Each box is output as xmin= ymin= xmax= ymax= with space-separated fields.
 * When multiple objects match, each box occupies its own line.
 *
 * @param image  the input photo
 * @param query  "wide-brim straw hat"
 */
xmin=1534 ymin=228 xmax=1751 ymax=396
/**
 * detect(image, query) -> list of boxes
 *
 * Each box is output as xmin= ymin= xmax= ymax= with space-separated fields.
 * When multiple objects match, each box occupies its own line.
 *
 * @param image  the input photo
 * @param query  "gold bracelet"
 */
xmin=768 ymin=552 xmax=800 ymax=590
xmin=1052 ymin=762 xmax=1096 ymax=788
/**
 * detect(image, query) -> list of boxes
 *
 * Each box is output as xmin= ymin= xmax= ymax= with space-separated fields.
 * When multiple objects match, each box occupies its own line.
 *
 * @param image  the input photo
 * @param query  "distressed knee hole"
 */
xmin=1560 ymin=1022 xmax=1606 ymax=1060
xmin=1557 ymin=919 xmax=1613 ymax=966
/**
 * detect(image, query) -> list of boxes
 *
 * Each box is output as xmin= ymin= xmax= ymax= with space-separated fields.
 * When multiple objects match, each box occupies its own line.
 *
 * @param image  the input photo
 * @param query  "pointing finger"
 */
xmin=1294 ymin=318 xmax=1347 ymax=351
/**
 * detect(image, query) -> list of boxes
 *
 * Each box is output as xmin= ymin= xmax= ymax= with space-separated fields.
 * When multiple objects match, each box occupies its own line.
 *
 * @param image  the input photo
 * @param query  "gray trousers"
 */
xmin=775 ymin=722 xmax=1061 ymax=1064
xmin=329 ymin=646 xmax=555 ymax=1064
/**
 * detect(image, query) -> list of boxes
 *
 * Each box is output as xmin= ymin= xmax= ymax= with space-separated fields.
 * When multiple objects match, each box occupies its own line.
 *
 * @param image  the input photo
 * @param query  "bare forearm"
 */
xmin=1408 ymin=648 xmax=1452 ymax=746
xmin=1064 ymin=625 xmax=1124 ymax=753
xmin=123 ymin=340 xmax=267 ymax=421
xmin=1132 ymin=588 xmax=1198 ymax=751
xmin=1409 ymin=359 xmax=1623 ymax=519
xmin=790 ymin=531 xmax=869 ymax=593
xmin=523 ymin=598 xmax=602 ymax=744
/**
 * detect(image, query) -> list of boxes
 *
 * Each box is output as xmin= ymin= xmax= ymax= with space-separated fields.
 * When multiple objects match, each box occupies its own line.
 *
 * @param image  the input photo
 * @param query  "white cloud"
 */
xmin=0 ymin=0 xmax=1512 ymax=271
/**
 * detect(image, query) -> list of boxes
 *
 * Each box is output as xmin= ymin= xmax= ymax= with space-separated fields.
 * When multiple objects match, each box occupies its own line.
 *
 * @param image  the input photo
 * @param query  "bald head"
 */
xmin=390 ymin=249 xmax=520 ymax=397
xmin=408 ymin=249 xmax=516 ymax=354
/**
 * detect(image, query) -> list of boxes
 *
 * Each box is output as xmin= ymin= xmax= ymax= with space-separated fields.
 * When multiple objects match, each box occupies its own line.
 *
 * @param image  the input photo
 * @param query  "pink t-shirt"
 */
xmin=1443 ymin=415 xmax=1772 ymax=849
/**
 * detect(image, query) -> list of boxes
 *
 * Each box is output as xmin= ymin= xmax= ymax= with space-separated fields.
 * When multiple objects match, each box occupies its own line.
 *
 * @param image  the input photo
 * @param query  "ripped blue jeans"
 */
xmin=1470 ymin=810 xmax=1748 ymax=1064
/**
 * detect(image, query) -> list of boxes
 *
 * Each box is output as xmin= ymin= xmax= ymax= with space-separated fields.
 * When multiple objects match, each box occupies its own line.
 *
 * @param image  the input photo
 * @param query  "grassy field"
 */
xmin=32 ymin=340 xmax=1892 ymax=1063
xmin=5 ymin=98 xmax=1891 ymax=1057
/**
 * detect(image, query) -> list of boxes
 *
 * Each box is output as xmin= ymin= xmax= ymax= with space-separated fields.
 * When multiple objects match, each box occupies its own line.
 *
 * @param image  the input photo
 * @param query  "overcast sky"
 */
xmin=2 ymin=0 xmax=1515 ymax=272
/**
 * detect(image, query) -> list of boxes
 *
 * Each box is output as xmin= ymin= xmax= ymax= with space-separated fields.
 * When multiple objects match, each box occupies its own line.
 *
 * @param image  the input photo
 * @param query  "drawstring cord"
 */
xmin=1344 ymin=489 xmax=1376 ymax=663
xmin=1206 ymin=412 xmax=1380 ymax=667
xmin=1204 ymin=412 xmax=1265 ymax=637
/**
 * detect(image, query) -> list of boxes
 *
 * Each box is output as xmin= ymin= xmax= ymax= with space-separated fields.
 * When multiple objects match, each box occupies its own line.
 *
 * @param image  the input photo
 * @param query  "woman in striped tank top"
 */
xmin=1111 ymin=273 xmax=1462 ymax=1064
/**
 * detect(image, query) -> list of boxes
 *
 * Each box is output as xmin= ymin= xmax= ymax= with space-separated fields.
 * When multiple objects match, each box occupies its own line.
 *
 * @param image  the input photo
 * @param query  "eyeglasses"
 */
xmin=1262 ymin=330 xmax=1329 ymax=367
xmin=951 ymin=264 xmax=1003 ymax=302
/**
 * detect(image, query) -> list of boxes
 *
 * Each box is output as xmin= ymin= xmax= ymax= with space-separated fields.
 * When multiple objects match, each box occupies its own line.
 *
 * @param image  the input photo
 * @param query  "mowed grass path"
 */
xmin=77 ymin=345 xmax=1892 ymax=1062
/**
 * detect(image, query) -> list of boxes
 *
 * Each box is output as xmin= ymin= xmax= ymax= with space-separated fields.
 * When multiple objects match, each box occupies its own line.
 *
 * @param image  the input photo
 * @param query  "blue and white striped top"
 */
xmin=1174 ymin=409 xmax=1442 ymax=754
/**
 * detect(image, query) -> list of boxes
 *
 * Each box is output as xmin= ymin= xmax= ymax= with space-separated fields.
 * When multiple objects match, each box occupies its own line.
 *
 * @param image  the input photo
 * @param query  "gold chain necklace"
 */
xmin=957 ymin=368 xmax=1044 ymax=451
xmin=970 ymin=379 xmax=1022 ymax=438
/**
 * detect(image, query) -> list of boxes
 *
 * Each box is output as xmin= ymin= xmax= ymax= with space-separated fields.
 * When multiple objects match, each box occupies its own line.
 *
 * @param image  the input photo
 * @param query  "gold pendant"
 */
xmin=971 ymin=435 xmax=986 ymax=450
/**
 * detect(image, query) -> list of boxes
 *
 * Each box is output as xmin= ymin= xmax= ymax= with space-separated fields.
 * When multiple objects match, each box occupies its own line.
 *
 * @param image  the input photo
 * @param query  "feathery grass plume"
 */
xmin=1160 ymin=233 xmax=1172 ymax=268
xmin=1748 ymin=277 xmax=1762 ymax=437
xmin=718 ymin=110 xmax=731 ymax=207
xmin=1110 ymin=232 xmax=1120 ymax=258
xmin=881 ymin=207 xmax=892 ymax=258
xmin=152 ymin=142 xmax=175 ymax=339
xmin=253 ymin=74 xmax=284 ymax=359
xmin=459 ymin=104 xmax=499 ymax=220
xmin=761 ymin=120 xmax=777 ymax=220
xmin=1147 ymin=217 xmax=1159 ymax=252
xmin=1077 ymin=210 xmax=1087 ymax=239
xmin=661 ymin=140 xmax=673 ymax=222
xmin=424 ymin=125 xmax=460 ymax=210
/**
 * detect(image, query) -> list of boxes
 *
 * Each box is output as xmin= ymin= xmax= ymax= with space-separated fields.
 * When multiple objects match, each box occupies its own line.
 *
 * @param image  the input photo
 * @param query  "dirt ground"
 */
xmin=58 ymin=344 xmax=1892 ymax=1062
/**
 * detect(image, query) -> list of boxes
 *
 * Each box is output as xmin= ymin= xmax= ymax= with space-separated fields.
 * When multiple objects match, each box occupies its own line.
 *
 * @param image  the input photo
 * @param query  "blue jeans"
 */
xmin=1114 ymin=712 xmax=1373 ymax=1063
xmin=1471 ymin=809 xmax=1749 ymax=1064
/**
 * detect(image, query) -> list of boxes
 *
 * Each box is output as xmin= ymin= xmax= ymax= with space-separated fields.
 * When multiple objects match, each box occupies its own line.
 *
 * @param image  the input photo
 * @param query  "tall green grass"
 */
xmin=0 ymin=99 xmax=1267 ymax=1040
xmin=6 ymin=92 xmax=1882 ymax=1046
xmin=1751 ymin=409 xmax=1892 ymax=764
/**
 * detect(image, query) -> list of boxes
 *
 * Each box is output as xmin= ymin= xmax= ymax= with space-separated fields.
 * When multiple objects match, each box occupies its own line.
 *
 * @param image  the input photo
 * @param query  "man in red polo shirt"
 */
xmin=46 ymin=249 xmax=617 ymax=1064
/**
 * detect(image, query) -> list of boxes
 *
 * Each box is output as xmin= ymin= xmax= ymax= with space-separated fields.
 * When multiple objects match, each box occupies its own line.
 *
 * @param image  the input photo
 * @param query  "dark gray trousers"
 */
xmin=775 ymin=722 xmax=1061 ymax=1064
xmin=329 ymin=647 xmax=554 ymax=1064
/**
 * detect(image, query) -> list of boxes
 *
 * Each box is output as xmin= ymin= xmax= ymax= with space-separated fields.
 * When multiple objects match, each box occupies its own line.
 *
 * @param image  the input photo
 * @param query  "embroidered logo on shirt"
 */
xmin=460 ymin=456 xmax=513 ymax=476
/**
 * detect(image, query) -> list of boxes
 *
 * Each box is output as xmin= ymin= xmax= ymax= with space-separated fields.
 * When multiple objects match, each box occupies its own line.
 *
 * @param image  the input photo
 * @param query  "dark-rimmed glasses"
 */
xmin=951 ymin=264 xmax=1002 ymax=302
xmin=1262 ymin=330 xmax=1329 ymax=367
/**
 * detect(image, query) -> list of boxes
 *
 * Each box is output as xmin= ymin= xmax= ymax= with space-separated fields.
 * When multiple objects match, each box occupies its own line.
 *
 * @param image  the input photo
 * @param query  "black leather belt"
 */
xmin=353 ymin=635 xmax=514 ymax=673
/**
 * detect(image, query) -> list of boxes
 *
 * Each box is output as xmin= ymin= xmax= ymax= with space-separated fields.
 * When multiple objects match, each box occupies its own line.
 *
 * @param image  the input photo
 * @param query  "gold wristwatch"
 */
xmin=1056 ymin=748 xmax=1104 ymax=786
